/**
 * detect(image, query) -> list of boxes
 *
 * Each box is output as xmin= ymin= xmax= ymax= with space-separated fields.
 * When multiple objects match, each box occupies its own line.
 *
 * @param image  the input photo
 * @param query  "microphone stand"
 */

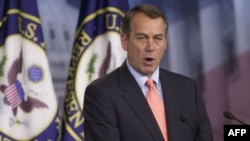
xmin=223 ymin=111 xmax=247 ymax=125
xmin=180 ymin=116 xmax=197 ymax=141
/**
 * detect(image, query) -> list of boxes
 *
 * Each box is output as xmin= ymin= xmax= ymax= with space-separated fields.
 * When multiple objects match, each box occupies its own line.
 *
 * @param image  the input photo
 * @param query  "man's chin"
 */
xmin=142 ymin=68 xmax=156 ymax=76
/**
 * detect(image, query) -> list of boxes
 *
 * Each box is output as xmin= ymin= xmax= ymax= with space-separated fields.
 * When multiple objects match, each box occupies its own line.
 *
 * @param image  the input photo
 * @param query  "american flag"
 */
xmin=4 ymin=81 xmax=25 ymax=109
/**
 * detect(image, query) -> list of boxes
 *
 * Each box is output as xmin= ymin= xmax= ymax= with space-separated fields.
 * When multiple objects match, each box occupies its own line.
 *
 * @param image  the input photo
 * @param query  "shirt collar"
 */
xmin=126 ymin=60 xmax=160 ymax=88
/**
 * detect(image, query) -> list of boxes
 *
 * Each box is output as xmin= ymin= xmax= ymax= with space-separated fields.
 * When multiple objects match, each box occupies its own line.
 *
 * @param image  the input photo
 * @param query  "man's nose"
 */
xmin=145 ymin=39 xmax=155 ymax=51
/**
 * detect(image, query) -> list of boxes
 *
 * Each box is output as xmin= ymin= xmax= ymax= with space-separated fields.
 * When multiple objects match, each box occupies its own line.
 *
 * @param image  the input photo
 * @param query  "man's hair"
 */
xmin=121 ymin=4 xmax=168 ymax=37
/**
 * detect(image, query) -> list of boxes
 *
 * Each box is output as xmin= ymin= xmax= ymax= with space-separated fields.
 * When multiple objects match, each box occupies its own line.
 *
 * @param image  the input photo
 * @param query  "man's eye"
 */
xmin=155 ymin=37 xmax=163 ymax=41
xmin=137 ymin=36 xmax=146 ymax=40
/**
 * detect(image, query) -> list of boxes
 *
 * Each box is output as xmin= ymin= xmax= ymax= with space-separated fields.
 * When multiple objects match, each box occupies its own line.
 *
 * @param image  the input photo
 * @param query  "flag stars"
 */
xmin=28 ymin=65 xmax=43 ymax=82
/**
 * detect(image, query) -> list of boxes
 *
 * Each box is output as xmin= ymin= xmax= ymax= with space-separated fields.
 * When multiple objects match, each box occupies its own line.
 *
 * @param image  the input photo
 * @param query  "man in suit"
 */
xmin=83 ymin=4 xmax=213 ymax=141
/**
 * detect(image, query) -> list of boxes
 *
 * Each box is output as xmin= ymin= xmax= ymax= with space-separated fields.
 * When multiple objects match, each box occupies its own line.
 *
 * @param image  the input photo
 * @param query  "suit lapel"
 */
xmin=119 ymin=63 xmax=164 ymax=141
xmin=160 ymin=69 xmax=182 ymax=141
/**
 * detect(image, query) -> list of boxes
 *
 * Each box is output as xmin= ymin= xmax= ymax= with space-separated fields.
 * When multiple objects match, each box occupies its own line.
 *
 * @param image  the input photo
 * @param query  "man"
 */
xmin=83 ymin=4 xmax=213 ymax=141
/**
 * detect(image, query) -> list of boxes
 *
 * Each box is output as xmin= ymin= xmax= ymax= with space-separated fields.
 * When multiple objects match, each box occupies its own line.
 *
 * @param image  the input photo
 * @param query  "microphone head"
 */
xmin=179 ymin=116 xmax=186 ymax=122
xmin=223 ymin=111 xmax=235 ymax=120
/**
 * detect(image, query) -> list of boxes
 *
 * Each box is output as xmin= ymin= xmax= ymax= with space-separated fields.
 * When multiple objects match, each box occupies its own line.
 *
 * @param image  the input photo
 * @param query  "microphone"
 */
xmin=180 ymin=116 xmax=197 ymax=141
xmin=223 ymin=111 xmax=247 ymax=125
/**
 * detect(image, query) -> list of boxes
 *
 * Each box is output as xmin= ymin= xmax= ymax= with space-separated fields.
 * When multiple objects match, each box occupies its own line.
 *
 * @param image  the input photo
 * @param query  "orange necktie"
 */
xmin=146 ymin=78 xmax=168 ymax=141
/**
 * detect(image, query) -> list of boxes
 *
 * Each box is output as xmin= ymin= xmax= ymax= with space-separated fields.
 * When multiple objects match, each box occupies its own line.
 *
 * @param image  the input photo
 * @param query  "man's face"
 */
xmin=121 ymin=12 xmax=167 ymax=77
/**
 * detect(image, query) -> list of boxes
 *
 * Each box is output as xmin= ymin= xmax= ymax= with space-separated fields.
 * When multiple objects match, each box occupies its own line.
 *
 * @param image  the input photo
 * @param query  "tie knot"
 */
xmin=145 ymin=78 xmax=154 ymax=88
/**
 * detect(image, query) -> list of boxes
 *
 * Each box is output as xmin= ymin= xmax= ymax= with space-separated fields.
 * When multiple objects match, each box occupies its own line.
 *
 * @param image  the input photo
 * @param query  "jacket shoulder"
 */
xmin=160 ymin=68 xmax=194 ymax=82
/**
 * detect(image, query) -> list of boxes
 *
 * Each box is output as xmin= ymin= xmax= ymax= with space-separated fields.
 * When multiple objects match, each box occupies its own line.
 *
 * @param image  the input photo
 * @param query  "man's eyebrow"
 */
xmin=154 ymin=33 xmax=164 ymax=37
xmin=136 ymin=33 xmax=147 ymax=36
xmin=135 ymin=33 xmax=164 ymax=37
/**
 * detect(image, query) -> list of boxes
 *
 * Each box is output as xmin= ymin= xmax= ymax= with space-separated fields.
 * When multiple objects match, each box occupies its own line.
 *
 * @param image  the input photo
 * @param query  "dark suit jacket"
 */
xmin=83 ymin=63 xmax=213 ymax=141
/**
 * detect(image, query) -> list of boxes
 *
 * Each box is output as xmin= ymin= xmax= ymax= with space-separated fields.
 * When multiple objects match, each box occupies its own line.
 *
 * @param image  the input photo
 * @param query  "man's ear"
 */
xmin=120 ymin=33 xmax=128 ymax=51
